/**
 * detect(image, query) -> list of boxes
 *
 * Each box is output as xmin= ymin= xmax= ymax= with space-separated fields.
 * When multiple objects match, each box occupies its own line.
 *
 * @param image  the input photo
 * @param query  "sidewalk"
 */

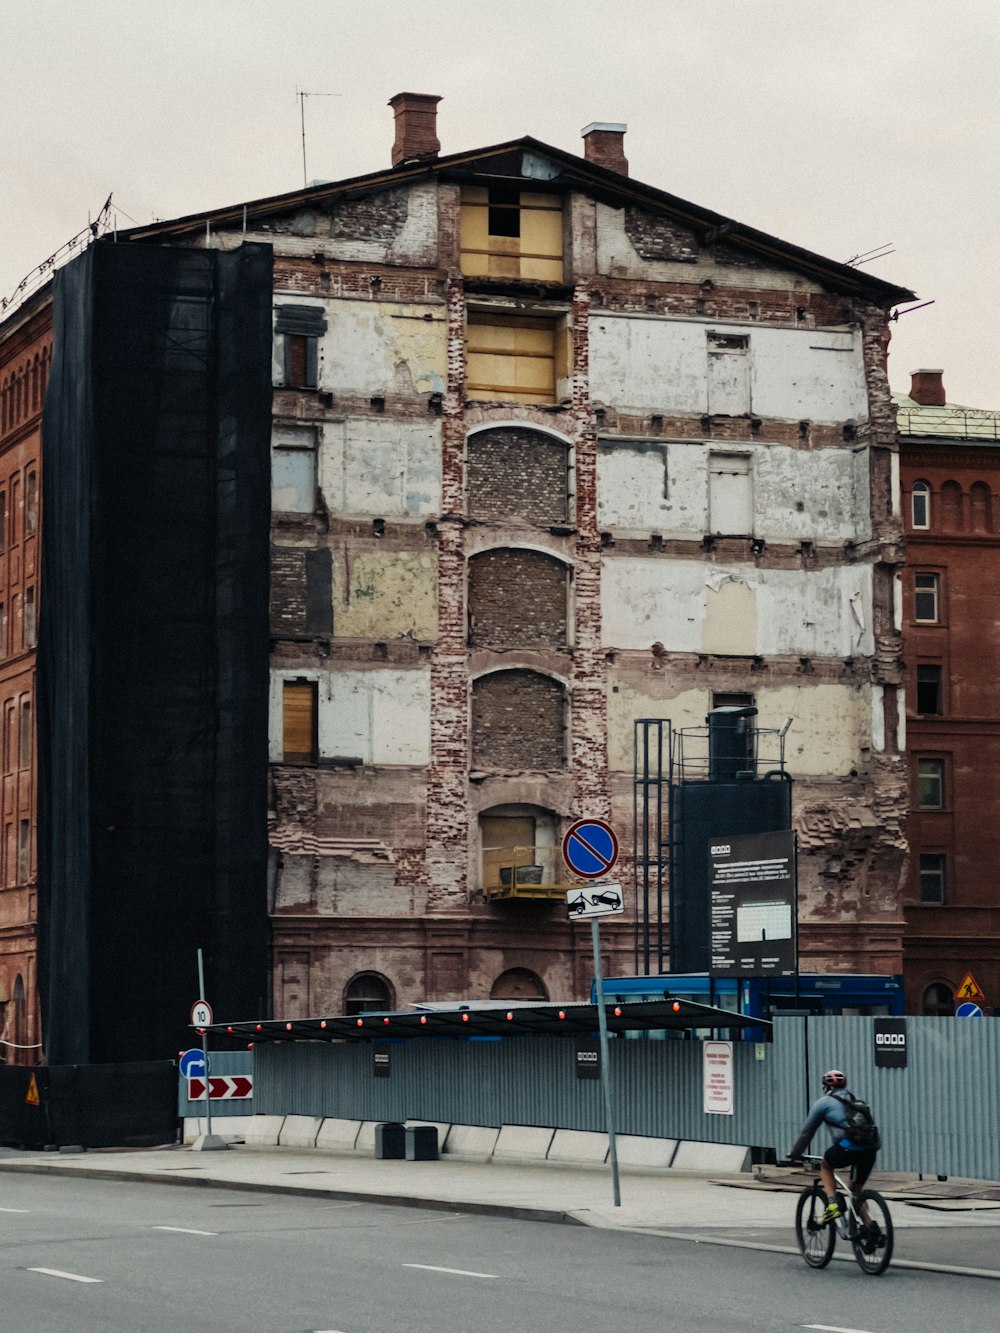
xmin=1 ymin=1144 xmax=999 ymax=1279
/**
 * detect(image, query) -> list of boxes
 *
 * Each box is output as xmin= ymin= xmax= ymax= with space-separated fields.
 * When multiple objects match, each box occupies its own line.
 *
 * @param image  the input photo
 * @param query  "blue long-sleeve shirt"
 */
xmin=790 ymin=1091 xmax=880 ymax=1157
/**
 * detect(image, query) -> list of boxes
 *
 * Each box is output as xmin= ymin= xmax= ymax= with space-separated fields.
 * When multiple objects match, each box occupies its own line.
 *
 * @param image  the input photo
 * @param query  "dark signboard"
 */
xmin=373 ymin=1045 xmax=391 ymax=1079
xmin=709 ymin=829 xmax=797 ymax=977
xmin=575 ymin=1039 xmax=600 ymax=1080
xmin=873 ymin=1017 xmax=907 ymax=1068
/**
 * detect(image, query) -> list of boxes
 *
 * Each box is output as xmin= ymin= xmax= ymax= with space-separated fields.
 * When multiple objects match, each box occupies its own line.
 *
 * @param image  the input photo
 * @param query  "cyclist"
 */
xmin=788 ymin=1069 xmax=880 ymax=1224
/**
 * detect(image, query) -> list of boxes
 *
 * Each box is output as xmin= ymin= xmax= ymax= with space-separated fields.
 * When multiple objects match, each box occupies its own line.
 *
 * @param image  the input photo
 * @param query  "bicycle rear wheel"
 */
xmin=795 ymin=1184 xmax=835 ymax=1268
xmin=851 ymin=1190 xmax=893 ymax=1275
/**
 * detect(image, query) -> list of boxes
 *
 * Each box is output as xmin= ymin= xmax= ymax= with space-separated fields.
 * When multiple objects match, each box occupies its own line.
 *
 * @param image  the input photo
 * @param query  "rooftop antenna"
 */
xmin=297 ymin=89 xmax=342 ymax=187
xmin=844 ymin=242 xmax=895 ymax=268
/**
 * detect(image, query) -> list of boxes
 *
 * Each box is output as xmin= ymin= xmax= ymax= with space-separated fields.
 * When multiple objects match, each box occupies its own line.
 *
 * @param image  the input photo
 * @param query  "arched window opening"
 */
xmin=344 ymin=972 xmax=393 ymax=1016
xmin=922 ymin=982 xmax=953 ymax=1017
xmin=940 ymin=480 xmax=963 ymax=531
xmin=911 ymin=480 xmax=930 ymax=530
xmin=466 ymin=427 xmax=570 ymax=527
xmin=490 ymin=968 xmax=548 ymax=1001
xmin=468 ymin=548 xmax=569 ymax=651
xmin=12 ymin=974 xmax=26 ymax=1059
xmin=471 ymin=669 xmax=567 ymax=771
xmin=479 ymin=803 xmax=562 ymax=897
xmin=970 ymin=482 xmax=992 ymax=533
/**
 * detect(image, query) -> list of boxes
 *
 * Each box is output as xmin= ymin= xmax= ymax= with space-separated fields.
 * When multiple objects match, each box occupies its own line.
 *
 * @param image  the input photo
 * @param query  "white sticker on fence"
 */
xmin=703 ymin=1039 xmax=734 ymax=1115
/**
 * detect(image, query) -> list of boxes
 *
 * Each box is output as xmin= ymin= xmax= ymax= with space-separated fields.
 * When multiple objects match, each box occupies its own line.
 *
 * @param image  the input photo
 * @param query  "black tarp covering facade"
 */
xmin=38 ymin=241 xmax=273 ymax=1064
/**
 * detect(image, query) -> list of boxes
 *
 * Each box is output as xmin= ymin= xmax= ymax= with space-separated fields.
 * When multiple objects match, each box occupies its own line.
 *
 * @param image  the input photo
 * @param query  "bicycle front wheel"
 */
xmin=795 ymin=1184 xmax=835 ymax=1268
xmin=851 ymin=1189 xmax=893 ymax=1275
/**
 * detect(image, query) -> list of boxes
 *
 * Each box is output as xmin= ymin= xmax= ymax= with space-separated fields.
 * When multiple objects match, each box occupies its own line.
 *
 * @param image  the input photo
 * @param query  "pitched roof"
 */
xmin=895 ymin=393 xmax=1000 ymax=443
xmin=120 ymin=135 xmax=915 ymax=307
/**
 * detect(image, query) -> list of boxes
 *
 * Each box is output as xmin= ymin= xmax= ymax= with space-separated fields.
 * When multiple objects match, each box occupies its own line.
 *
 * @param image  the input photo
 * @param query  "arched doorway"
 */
xmin=344 ymin=972 xmax=394 ymax=1016
xmin=922 ymin=982 xmax=953 ymax=1017
xmin=490 ymin=968 xmax=548 ymax=1001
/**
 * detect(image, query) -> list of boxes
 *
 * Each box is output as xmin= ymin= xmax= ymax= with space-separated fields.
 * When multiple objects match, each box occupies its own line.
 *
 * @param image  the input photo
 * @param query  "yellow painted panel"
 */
xmin=520 ymin=191 xmax=561 ymax=210
xmin=462 ymin=186 xmax=489 ymax=204
xmin=521 ymin=206 xmax=563 ymax=258
xmin=335 ymin=549 xmax=437 ymax=640
xmin=487 ymin=254 xmax=521 ymax=279
xmin=520 ymin=256 xmax=565 ymax=281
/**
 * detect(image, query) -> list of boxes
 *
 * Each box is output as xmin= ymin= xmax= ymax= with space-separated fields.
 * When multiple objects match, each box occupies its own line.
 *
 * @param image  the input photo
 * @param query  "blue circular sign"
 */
xmin=179 ymin=1048 xmax=208 ymax=1078
xmin=562 ymin=819 xmax=619 ymax=879
xmin=955 ymin=1002 xmax=983 ymax=1018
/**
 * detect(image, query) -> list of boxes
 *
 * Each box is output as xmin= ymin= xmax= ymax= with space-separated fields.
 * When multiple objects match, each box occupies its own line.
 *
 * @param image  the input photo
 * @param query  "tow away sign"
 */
xmin=567 ymin=881 xmax=625 ymax=920
xmin=188 ymin=1075 xmax=253 ymax=1101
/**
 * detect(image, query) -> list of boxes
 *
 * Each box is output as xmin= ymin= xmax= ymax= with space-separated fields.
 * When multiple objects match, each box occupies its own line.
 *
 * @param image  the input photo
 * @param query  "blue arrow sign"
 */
xmin=955 ymin=1002 xmax=983 ymax=1018
xmin=179 ymin=1048 xmax=208 ymax=1079
xmin=563 ymin=819 xmax=619 ymax=880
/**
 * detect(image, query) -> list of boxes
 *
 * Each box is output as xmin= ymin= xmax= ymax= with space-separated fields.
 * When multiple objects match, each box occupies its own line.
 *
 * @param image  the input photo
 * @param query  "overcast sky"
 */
xmin=4 ymin=0 xmax=999 ymax=407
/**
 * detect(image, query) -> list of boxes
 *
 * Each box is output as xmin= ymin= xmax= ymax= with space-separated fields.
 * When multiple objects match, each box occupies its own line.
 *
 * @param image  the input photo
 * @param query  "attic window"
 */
xmin=460 ymin=186 xmax=563 ymax=281
xmin=275 ymin=304 xmax=327 ymax=390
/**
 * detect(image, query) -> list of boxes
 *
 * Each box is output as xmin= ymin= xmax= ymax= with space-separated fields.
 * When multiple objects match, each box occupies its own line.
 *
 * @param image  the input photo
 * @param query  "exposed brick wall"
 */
xmin=468 ymin=548 xmax=567 ymax=650
xmin=329 ymin=188 xmax=408 ymax=241
xmin=472 ymin=669 xmax=566 ymax=770
xmin=270 ymin=545 xmax=332 ymax=637
xmin=467 ymin=427 xmax=569 ymax=525
xmin=624 ymin=209 xmax=699 ymax=263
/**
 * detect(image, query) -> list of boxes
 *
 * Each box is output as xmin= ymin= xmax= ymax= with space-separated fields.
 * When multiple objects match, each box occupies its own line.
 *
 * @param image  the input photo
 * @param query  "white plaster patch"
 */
xmin=321 ymin=418 xmax=441 ymax=517
xmin=269 ymin=669 xmax=431 ymax=764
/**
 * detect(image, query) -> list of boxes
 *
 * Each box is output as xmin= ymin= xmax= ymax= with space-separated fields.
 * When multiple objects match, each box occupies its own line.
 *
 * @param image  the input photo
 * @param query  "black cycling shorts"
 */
xmin=823 ymin=1144 xmax=877 ymax=1191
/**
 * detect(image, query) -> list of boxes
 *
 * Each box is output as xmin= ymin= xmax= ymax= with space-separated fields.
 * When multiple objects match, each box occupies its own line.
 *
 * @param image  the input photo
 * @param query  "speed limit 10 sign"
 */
xmin=191 ymin=999 xmax=213 ymax=1027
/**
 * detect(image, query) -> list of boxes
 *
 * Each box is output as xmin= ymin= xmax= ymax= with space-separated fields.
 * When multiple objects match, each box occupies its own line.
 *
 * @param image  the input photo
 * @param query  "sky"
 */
xmin=4 ymin=0 xmax=999 ymax=407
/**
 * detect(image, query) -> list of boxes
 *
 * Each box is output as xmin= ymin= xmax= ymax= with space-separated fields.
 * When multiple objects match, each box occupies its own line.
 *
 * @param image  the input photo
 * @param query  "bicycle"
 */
xmin=791 ymin=1153 xmax=894 ymax=1275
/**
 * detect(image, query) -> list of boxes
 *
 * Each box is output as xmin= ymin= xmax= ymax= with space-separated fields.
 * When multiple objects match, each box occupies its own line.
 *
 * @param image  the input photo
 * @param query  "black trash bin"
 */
xmin=375 ymin=1122 xmax=406 ymax=1159
xmin=405 ymin=1125 xmax=439 ymax=1161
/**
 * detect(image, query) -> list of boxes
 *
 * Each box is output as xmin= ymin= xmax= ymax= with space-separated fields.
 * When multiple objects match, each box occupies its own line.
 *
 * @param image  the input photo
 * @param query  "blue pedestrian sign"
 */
xmin=179 ymin=1048 xmax=208 ymax=1079
xmin=955 ymin=1002 xmax=983 ymax=1018
xmin=562 ymin=819 xmax=619 ymax=880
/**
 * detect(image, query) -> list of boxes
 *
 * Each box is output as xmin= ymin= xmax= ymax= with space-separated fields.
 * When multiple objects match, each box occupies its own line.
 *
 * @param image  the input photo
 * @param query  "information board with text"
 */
xmin=709 ymin=829 xmax=797 ymax=977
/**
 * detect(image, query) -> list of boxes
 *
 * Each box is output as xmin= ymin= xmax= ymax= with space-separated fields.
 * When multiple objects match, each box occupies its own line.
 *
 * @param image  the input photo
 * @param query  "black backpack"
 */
xmin=834 ymin=1091 xmax=879 ymax=1148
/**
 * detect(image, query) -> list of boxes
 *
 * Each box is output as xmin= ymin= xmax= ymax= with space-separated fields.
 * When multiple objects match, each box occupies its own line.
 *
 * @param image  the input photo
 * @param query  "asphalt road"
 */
xmin=0 ymin=1174 xmax=996 ymax=1333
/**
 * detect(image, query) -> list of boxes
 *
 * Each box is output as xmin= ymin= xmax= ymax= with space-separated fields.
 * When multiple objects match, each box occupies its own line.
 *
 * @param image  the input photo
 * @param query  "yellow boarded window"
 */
xmin=282 ymin=680 xmax=317 ymax=763
xmin=466 ymin=314 xmax=558 ymax=404
xmin=460 ymin=186 xmax=563 ymax=281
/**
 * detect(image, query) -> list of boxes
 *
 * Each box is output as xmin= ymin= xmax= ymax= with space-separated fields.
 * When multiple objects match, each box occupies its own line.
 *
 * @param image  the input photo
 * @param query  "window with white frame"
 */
xmin=914 ymin=572 xmax=939 ymax=623
xmin=911 ymin=480 xmax=930 ymax=529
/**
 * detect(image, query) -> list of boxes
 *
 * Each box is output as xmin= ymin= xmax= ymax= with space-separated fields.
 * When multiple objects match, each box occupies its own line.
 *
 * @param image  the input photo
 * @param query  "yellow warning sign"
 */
xmin=954 ymin=972 xmax=986 ymax=1003
xmin=24 ymin=1073 xmax=40 ymax=1107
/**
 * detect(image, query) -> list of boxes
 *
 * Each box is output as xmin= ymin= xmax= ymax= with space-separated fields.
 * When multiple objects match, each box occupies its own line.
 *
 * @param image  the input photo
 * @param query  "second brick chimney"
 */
xmin=389 ymin=92 xmax=442 ymax=167
xmin=909 ymin=368 xmax=946 ymax=407
xmin=582 ymin=122 xmax=629 ymax=175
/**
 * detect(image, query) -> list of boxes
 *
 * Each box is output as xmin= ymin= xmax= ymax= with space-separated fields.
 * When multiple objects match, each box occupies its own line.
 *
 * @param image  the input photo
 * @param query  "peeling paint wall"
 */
xmin=319 ymin=418 xmax=441 ymax=517
xmin=269 ymin=669 xmax=430 ymax=764
xmin=333 ymin=546 xmax=437 ymax=640
xmin=589 ymin=314 xmax=867 ymax=422
xmin=602 ymin=558 xmax=874 ymax=657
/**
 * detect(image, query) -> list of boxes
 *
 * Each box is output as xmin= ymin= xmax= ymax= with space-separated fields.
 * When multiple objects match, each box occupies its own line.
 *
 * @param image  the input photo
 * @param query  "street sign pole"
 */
xmin=591 ymin=915 xmax=621 ymax=1208
xmin=191 ymin=950 xmax=228 ymax=1152
xmin=197 ymin=949 xmax=213 ymax=1141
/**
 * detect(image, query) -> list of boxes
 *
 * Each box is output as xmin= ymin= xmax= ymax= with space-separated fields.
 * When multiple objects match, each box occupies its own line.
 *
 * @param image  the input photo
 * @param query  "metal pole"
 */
xmin=197 ymin=948 xmax=212 ymax=1139
xmin=591 ymin=917 xmax=621 ymax=1207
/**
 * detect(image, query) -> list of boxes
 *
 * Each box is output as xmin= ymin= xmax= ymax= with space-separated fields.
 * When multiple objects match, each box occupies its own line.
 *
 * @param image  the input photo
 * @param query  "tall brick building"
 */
xmin=898 ymin=369 xmax=1000 ymax=1015
xmin=2 ymin=93 xmax=918 ymax=1049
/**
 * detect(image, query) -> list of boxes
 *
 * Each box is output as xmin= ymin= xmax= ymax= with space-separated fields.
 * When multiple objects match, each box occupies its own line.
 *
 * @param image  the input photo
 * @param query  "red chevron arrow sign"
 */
xmin=188 ymin=1074 xmax=253 ymax=1101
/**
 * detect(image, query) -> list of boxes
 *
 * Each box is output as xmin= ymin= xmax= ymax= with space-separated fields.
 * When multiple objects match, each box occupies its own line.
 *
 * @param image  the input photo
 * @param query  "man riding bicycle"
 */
xmin=788 ymin=1069 xmax=880 ymax=1223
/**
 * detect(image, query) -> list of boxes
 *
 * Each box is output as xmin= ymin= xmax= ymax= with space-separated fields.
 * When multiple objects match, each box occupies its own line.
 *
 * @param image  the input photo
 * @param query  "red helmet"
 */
xmin=822 ymin=1069 xmax=848 ymax=1092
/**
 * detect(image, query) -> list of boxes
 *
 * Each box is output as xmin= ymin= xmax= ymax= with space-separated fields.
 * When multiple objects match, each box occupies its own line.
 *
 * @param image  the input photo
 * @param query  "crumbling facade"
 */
xmin=898 ymin=369 xmax=1000 ymax=1014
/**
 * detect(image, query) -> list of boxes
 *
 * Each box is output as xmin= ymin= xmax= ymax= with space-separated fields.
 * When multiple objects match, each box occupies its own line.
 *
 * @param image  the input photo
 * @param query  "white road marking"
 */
xmin=154 ymin=1225 xmax=218 ymax=1236
xmin=403 ymin=1263 xmax=497 ymax=1279
xmin=803 ymin=1325 xmax=879 ymax=1333
xmin=28 ymin=1267 xmax=103 ymax=1284
xmin=0 ymin=1207 xmax=29 ymax=1212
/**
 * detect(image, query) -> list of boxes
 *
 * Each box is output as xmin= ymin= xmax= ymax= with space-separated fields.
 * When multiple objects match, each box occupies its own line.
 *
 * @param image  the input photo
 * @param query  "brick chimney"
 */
xmin=389 ymin=92 xmax=442 ymax=167
xmin=909 ymin=368 xmax=946 ymax=407
xmin=581 ymin=122 xmax=629 ymax=175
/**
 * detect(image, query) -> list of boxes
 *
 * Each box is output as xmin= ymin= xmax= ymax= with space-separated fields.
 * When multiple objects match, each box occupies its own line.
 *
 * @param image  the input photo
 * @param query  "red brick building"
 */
xmin=898 ymin=368 xmax=1000 ymax=1014
xmin=0 ymin=290 xmax=48 ymax=1062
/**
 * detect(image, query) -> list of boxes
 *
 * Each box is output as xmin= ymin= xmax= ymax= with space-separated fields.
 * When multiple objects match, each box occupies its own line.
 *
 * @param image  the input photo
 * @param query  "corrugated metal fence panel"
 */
xmin=177 ymin=1051 xmax=255 ymax=1118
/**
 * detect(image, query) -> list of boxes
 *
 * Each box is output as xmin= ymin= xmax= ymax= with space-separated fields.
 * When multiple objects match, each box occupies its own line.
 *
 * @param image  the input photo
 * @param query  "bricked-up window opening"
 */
xmin=917 ymin=757 xmax=944 ymax=808
xmin=970 ymin=481 xmax=992 ymax=532
xmin=12 ymin=974 xmax=26 ymax=1055
xmin=707 ymin=333 xmax=751 ymax=415
xmin=916 ymin=664 xmax=942 ymax=715
xmin=25 ymin=471 xmax=37 ymax=535
xmin=282 ymin=680 xmax=318 ymax=764
xmin=0 ymin=490 xmax=5 ymax=550
xmin=941 ymin=479 xmax=963 ymax=531
xmin=490 ymin=968 xmax=548 ymax=1000
xmin=275 ymin=304 xmax=326 ymax=390
xmin=708 ymin=453 xmax=752 ymax=536
xmin=460 ymin=186 xmax=564 ymax=281
xmin=911 ymin=480 xmax=930 ymax=529
xmin=914 ymin=572 xmax=939 ymax=623
xmin=0 ymin=603 xmax=5 ymax=659
xmin=466 ymin=314 xmax=567 ymax=404
xmin=471 ymin=669 xmax=567 ymax=771
xmin=922 ymin=982 xmax=953 ymax=1016
xmin=344 ymin=972 xmax=393 ymax=1016
xmin=19 ymin=700 xmax=30 ymax=769
xmin=16 ymin=820 xmax=29 ymax=884
xmin=919 ymin=853 xmax=946 ymax=904
xmin=466 ymin=427 xmax=570 ymax=526
xmin=23 ymin=588 xmax=35 ymax=649
xmin=468 ymin=549 xmax=569 ymax=651
xmin=272 ymin=424 xmax=318 ymax=514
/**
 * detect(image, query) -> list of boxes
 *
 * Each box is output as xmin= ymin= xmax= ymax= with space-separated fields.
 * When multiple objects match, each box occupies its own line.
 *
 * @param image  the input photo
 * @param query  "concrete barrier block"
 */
xmin=182 ymin=1116 xmax=249 ymax=1145
xmin=547 ymin=1129 xmax=609 ymax=1164
xmin=615 ymin=1134 xmax=678 ymax=1169
xmin=316 ymin=1118 xmax=362 ymax=1152
xmin=241 ymin=1115 xmax=286 ymax=1147
xmin=493 ymin=1125 xmax=556 ymax=1162
xmin=278 ymin=1115 xmax=324 ymax=1149
xmin=442 ymin=1124 xmax=499 ymax=1158
xmin=672 ymin=1140 xmax=751 ymax=1172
